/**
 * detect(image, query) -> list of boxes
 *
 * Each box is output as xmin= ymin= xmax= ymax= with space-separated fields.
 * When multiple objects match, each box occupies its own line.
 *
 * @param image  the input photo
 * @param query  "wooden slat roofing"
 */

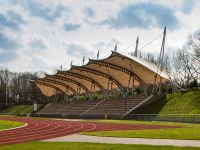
xmin=35 ymin=51 xmax=170 ymax=97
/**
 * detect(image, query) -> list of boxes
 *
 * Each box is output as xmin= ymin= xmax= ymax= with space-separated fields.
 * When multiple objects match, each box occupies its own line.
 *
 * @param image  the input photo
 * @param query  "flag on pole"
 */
xmin=60 ymin=65 xmax=62 ymax=70
xmin=70 ymin=61 xmax=73 ymax=67
xmin=114 ymin=44 xmax=117 ymax=51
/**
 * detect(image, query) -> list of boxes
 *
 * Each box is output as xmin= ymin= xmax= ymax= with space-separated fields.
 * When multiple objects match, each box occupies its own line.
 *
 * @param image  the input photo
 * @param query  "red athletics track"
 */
xmin=0 ymin=116 xmax=179 ymax=146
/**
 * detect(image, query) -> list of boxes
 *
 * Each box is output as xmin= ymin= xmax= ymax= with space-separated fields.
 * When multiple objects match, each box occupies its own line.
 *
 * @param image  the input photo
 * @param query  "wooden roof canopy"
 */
xmin=35 ymin=51 xmax=170 ymax=97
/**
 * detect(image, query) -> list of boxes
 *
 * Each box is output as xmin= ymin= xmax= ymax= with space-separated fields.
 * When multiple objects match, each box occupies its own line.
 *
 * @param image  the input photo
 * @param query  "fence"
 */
xmin=1 ymin=113 xmax=200 ymax=123
xmin=126 ymin=114 xmax=200 ymax=123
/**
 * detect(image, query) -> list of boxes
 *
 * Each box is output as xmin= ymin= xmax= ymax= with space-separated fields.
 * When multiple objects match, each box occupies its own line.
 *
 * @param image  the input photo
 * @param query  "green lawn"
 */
xmin=0 ymin=105 xmax=34 ymax=115
xmin=82 ymin=120 xmax=200 ymax=140
xmin=0 ymin=120 xmax=24 ymax=130
xmin=0 ymin=142 xmax=199 ymax=150
xmin=134 ymin=91 xmax=200 ymax=114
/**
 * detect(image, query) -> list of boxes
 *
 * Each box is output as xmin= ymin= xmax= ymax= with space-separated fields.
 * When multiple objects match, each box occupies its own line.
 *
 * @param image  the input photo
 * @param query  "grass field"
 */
xmin=0 ymin=142 xmax=199 ymax=150
xmin=82 ymin=120 xmax=200 ymax=140
xmin=0 ymin=105 xmax=34 ymax=115
xmin=0 ymin=120 xmax=24 ymax=130
xmin=134 ymin=91 xmax=200 ymax=114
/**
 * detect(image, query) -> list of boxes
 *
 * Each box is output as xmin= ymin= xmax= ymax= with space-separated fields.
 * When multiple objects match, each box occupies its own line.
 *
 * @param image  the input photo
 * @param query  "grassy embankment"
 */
xmin=134 ymin=90 xmax=200 ymax=114
xmin=0 ymin=104 xmax=43 ymax=115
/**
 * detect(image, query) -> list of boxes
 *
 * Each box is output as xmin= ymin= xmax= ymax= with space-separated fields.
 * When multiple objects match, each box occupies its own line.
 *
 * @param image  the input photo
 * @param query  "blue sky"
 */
xmin=0 ymin=0 xmax=199 ymax=73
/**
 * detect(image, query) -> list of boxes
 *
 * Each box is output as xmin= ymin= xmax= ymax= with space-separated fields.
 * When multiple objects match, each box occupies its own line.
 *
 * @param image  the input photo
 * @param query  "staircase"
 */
xmin=120 ymin=95 xmax=154 ymax=118
xmin=82 ymin=99 xmax=106 ymax=114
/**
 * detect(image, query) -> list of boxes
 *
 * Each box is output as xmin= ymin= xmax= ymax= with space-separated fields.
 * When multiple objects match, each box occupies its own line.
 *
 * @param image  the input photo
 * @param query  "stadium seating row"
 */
xmin=37 ymin=96 xmax=148 ymax=118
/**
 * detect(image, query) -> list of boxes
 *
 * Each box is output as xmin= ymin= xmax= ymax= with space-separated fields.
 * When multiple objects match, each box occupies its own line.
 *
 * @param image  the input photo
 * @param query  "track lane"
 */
xmin=0 ymin=116 xmax=95 ymax=145
xmin=0 ymin=116 xmax=179 ymax=146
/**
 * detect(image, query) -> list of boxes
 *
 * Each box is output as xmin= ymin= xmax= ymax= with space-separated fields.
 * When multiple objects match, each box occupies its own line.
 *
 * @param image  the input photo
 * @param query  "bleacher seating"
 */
xmin=85 ymin=97 xmax=147 ymax=116
xmin=37 ymin=96 xmax=150 ymax=118
xmin=38 ymin=99 xmax=101 ymax=114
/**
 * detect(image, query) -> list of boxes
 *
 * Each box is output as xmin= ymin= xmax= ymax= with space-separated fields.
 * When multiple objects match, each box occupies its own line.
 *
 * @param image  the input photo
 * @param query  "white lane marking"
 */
xmin=0 ymin=123 xmax=28 ymax=132
xmin=44 ymin=122 xmax=97 ymax=141
xmin=0 ymin=121 xmax=81 ymax=144
xmin=83 ymin=122 xmax=97 ymax=132
xmin=0 ymin=122 xmax=47 ymax=137
xmin=0 ymin=122 xmax=62 ymax=141
xmin=0 ymin=121 xmax=73 ymax=144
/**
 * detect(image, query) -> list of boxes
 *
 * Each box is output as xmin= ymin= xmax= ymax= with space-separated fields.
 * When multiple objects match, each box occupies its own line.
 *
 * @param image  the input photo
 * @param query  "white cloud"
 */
xmin=0 ymin=0 xmax=199 ymax=73
xmin=28 ymin=35 xmax=48 ymax=50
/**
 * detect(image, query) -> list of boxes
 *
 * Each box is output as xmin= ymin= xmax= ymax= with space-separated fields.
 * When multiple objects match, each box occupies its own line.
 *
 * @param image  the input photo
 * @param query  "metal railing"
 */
xmin=126 ymin=114 xmax=200 ymax=123
xmin=1 ymin=113 xmax=200 ymax=123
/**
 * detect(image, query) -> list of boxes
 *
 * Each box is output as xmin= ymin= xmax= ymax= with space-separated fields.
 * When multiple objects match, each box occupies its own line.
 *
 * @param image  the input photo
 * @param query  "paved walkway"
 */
xmin=44 ymin=134 xmax=200 ymax=147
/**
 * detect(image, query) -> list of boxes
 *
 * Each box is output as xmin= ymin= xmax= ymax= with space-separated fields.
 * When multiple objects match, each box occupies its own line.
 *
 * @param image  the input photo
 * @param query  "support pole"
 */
xmin=134 ymin=36 xmax=139 ymax=57
xmin=90 ymin=82 xmax=93 ymax=92
xmin=93 ymin=84 xmax=95 ymax=92
xmin=128 ymin=75 xmax=132 ymax=89
xmin=132 ymin=78 xmax=135 ymax=95
xmin=54 ymin=89 xmax=58 ymax=102
xmin=124 ymin=88 xmax=127 ymax=120
xmin=78 ymin=85 xmax=81 ymax=95
xmin=97 ymin=51 xmax=99 ymax=60
xmin=114 ymin=44 xmax=117 ymax=52
xmin=44 ymin=95 xmax=46 ymax=104
xmin=82 ymin=56 xmax=85 ymax=65
xmin=158 ymin=27 xmax=166 ymax=94
xmin=107 ymin=79 xmax=110 ymax=95
xmin=153 ymin=26 xmax=166 ymax=94
xmin=143 ymin=84 xmax=148 ymax=96
xmin=5 ymin=83 xmax=8 ymax=108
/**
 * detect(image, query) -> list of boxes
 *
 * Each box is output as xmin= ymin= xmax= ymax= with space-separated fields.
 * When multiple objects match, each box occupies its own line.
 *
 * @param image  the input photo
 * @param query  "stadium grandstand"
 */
xmin=33 ymin=27 xmax=172 ymax=119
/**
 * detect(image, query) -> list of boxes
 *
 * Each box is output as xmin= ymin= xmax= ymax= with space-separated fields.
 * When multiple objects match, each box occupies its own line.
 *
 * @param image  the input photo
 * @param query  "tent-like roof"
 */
xmin=35 ymin=51 xmax=170 ymax=97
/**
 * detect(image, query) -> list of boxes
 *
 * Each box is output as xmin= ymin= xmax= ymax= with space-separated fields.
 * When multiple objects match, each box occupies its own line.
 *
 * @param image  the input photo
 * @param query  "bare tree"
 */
xmin=173 ymin=30 xmax=200 ymax=87
xmin=0 ymin=69 xmax=43 ymax=106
